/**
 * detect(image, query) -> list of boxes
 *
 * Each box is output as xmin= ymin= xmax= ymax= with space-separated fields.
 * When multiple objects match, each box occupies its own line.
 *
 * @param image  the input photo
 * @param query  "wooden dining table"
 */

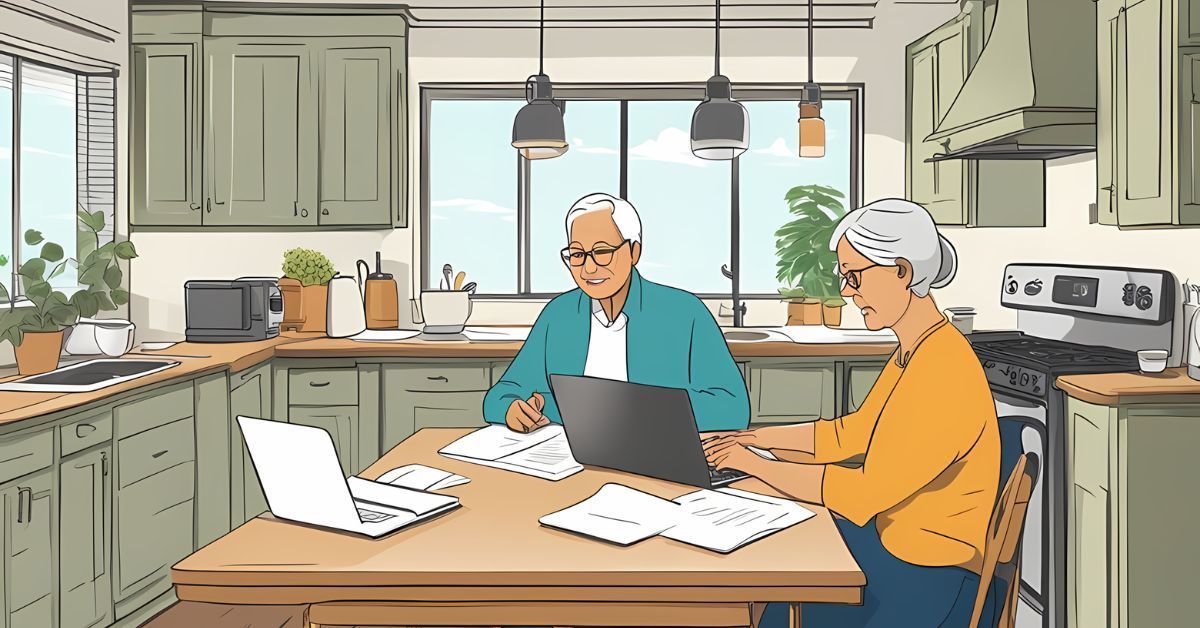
xmin=171 ymin=428 xmax=864 ymax=627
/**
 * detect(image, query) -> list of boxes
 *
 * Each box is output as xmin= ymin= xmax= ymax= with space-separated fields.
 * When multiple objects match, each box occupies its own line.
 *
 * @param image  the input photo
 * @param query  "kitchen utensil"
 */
xmin=64 ymin=319 xmax=136 ymax=357
xmin=420 ymin=290 xmax=472 ymax=334
xmin=461 ymin=282 xmax=477 ymax=294
xmin=441 ymin=264 xmax=453 ymax=291
xmin=453 ymin=271 xmax=466 ymax=291
xmin=357 ymin=252 xmax=400 ymax=329
xmin=1136 ymin=349 xmax=1168 ymax=373
xmin=326 ymin=275 xmax=367 ymax=338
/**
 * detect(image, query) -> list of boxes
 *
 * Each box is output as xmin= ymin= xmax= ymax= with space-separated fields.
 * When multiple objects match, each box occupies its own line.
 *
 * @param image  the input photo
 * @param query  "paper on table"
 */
xmin=349 ymin=329 xmax=423 ymax=343
xmin=540 ymin=484 xmax=681 ymax=546
xmin=376 ymin=464 xmax=470 ymax=491
xmin=439 ymin=424 xmax=583 ymax=481
xmin=461 ymin=326 xmax=531 ymax=342
xmin=662 ymin=487 xmax=816 ymax=553
xmin=345 ymin=476 xmax=459 ymax=516
xmin=772 ymin=326 xmax=897 ymax=344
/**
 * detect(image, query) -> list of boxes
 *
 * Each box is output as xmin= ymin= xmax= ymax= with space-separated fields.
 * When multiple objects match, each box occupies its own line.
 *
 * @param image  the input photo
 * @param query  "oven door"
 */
xmin=993 ymin=391 xmax=1049 ymax=628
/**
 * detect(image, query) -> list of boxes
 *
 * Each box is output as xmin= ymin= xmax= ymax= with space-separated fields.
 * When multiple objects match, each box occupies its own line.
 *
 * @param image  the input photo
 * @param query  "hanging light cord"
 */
xmin=539 ymin=0 xmax=545 ymax=75
xmin=807 ymin=0 xmax=814 ymax=83
xmin=714 ymin=0 xmax=721 ymax=76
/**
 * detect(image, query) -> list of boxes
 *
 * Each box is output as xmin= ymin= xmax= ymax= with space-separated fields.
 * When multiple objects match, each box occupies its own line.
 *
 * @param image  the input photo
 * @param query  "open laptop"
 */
xmin=237 ymin=416 xmax=459 ymax=538
xmin=548 ymin=374 xmax=750 ymax=489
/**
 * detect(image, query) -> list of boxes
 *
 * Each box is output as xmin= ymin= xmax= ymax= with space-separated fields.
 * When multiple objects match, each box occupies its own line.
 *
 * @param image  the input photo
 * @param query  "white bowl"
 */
xmin=1137 ymin=349 xmax=1168 ymax=373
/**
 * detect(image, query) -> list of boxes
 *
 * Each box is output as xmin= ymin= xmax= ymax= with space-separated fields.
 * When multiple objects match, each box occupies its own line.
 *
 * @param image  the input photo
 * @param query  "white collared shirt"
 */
xmin=583 ymin=299 xmax=628 ymax=381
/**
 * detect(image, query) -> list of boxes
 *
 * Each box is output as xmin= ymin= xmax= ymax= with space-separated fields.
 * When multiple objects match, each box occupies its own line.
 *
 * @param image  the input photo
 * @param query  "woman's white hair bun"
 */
xmin=829 ymin=198 xmax=958 ymax=297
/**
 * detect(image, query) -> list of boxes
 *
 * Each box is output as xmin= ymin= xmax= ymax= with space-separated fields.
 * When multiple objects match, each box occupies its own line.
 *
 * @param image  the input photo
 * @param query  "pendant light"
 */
xmin=691 ymin=0 xmax=749 ymax=160
xmin=512 ymin=0 xmax=567 ymax=160
xmin=797 ymin=0 xmax=826 ymax=158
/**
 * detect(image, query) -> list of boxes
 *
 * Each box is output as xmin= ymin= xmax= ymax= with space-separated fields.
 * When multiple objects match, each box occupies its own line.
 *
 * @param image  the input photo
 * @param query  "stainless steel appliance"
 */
xmin=968 ymin=264 xmax=1179 ymax=628
xmin=184 ymin=278 xmax=283 ymax=342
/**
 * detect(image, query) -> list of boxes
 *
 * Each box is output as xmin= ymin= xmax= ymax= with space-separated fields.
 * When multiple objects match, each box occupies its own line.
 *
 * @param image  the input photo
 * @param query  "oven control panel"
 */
xmin=981 ymin=358 xmax=1046 ymax=397
xmin=1000 ymin=264 xmax=1175 ymax=325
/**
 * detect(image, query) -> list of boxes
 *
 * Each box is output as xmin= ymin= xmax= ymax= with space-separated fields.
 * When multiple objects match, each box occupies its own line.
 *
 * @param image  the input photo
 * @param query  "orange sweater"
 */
xmin=816 ymin=320 xmax=999 ymax=573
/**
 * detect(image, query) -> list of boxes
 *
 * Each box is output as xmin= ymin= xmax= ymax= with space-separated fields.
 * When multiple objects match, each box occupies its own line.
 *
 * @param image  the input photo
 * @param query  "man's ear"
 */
xmin=895 ymin=258 xmax=912 ymax=281
xmin=630 ymin=241 xmax=642 ymax=265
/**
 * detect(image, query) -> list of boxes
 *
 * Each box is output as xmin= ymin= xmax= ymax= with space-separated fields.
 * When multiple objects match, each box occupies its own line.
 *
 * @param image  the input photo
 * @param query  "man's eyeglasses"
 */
xmin=561 ymin=240 xmax=630 ymax=267
xmin=838 ymin=263 xmax=889 ymax=290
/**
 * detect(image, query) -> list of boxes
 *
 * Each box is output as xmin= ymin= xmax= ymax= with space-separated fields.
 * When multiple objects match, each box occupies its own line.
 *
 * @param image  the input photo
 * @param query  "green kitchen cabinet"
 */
xmin=131 ymin=42 xmax=203 ymax=226
xmin=205 ymin=39 xmax=318 ymax=226
xmin=290 ymin=406 xmax=360 ymax=475
xmin=1 ymin=469 xmax=55 ymax=628
xmin=194 ymin=373 xmax=231 ymax=547
xmin=382 ymin=364 xmax=491 ymax=452
xmin=318 ymin=43 xmax=396 ymax=227
xmin=230 ymin=362 xmax=274 ymax=524
xmin=749 ymin=361 xmax=837 ymax=425
xmin=1065 ymin=396 xmax=1200 ymax=627
xmin=59 ymin=445 xmax=112 ymax=628
xmin=845 ymin=362 xmax=885 ymax=414
xmin=112 ymin=385 xmax=196 ymax=620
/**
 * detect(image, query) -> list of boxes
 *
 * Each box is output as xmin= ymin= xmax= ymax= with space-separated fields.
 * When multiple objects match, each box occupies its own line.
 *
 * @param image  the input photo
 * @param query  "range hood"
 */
xmin=925 ymin=0 xmax=1096 ymax=161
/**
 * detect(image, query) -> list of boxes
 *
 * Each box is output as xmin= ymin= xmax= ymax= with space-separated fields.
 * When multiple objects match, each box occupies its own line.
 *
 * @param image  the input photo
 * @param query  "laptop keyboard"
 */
xmin=709 ymin=467 xmax=749 ymax=486
xmin=357 ymin=507 xmax=396 ymax=523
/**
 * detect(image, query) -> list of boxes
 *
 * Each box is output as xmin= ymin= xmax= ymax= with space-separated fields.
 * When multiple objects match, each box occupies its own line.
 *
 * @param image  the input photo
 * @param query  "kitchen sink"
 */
xmin=0 ymin=358 xmax=180 ymax=393
xmin=723 ymin=330 xmax=774 ymax=342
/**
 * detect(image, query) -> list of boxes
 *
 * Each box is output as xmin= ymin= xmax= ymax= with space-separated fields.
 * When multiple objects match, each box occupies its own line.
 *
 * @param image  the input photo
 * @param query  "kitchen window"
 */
xmin=0 ymin=54 xmax=116 ymax=301
xmin=423 ymin=85 xmax=860 ymax=298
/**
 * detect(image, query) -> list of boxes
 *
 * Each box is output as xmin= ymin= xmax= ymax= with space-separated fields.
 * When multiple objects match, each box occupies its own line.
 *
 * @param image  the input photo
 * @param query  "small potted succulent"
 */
xmin=0 ymin=210 xmax=137 ymax=374
xmin=281 ymin=247 xmax=336 ymax=333
xmin=775 ymin=184 xmax=848 ymax=327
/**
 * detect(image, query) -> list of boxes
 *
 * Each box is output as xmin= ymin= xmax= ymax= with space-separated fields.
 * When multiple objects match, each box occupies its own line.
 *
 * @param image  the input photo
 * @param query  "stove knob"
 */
xmin=1122 ymin=283 xmax=1137 ymax=306
xmin=1135 ymin=285 xmax=1153 ymax=311
xmin=1005 ymin=276 xmax=1019 ymax=295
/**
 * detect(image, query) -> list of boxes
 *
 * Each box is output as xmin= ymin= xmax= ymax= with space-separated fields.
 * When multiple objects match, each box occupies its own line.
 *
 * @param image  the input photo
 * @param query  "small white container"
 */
xmin=1136 ymin=349 xmax=1169 ymax=373
xmin=64 ymin=319 xmax=136 ymax=357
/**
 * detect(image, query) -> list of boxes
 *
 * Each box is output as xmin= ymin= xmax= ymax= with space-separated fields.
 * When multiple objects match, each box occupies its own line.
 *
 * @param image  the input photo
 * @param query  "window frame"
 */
xmin=420 ymin=82 xmax=863 ymax=299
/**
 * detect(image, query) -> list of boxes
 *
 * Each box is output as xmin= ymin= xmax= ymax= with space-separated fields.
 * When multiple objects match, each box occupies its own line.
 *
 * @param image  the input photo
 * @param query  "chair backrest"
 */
xmin=968 ymin=452 xmax=1040 ymax=628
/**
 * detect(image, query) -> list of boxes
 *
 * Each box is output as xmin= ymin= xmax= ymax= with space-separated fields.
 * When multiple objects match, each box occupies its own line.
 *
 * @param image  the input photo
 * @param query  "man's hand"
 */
xmin=704 ymin=437 xmax=764 ymax=476
xmin=505 ymin=392 xmax=551 ymax=433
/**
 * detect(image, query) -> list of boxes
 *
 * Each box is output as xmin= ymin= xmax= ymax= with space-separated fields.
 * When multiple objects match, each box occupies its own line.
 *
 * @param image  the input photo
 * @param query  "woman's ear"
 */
xmin=896 ymin=258 xmax=912 ymax=280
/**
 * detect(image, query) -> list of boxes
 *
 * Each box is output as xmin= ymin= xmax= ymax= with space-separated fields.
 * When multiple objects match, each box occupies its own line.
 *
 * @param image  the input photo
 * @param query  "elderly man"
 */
xmin=483 ymin=192 xmax=749 ymax=433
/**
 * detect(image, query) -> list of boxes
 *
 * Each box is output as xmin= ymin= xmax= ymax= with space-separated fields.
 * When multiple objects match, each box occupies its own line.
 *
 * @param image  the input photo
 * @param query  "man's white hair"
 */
xmin=829 ymin=198 xmax=957 ymax=297
xmin=565 ymin=193 xmax=643 ymax=244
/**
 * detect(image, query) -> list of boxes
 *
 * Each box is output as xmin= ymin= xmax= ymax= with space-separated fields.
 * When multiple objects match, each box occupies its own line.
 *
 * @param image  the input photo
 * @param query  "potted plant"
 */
xmin=774 ymin=184 xmax=848 ymax=327
xmin=281 ymin=247 xmax=336 ymax=333
xmin=0 ymin=210 xmax=137 ymax=375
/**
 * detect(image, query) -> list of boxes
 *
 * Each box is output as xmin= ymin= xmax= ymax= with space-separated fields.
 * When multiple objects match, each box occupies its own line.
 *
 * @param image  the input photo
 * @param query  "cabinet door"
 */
xmin=750 ymin=363 xmax=836 ymax=425
xmin=1097 ymin=0 xmax=1121 ymax=225
xmin=319 ymin=45 xmax=392 ymax=226
xmin=206 ymin=40 xmax=317 ymax=226
xmin=132 ymin=43 xmax=202 ymax=226
xmin=931 ymin=26 xmax=966 ymax=221
xmin=907 ymin=46 xmax=940 ymax=211
xmin=845 ymin=362 xmax=884 ymax=414
xmin=1116 ymin=0 xmax=1172 ymax=226
xmin=59 ymin=447 xmax=112 ymax=628
xmin=1180 ymin=49 xmax=1200 ymax=225
xmin=289 ymin=406 xmax=359 ymax=476
xmin=230 ymin=364 xmax=272 ymax=523
xmin=5 ymin=470 xmax=54 ymax=628
xmin=1068 ymin=402 xmax=1110 ymax=628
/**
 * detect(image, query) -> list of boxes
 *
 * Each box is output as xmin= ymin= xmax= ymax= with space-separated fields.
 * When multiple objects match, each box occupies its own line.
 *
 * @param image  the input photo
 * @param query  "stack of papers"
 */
xmin=439 ymin=424 xmax=583 ymax=481
xmin=461 ymin=327 xmax=531 ymax=342
xmin=540 ymin=483 xmax=815 ymax=553
xmin=376 ymin=464 xmax=470 ymax=491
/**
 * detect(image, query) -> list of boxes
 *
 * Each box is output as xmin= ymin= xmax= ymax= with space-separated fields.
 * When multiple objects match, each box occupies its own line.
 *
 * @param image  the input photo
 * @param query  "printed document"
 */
xmin=376 ymin=464 xmax=470 ymax=491
xmin=540 ymin=484 xmax=680 ymax=545
xmin=439 ymin=424 xmax=582 ymax=481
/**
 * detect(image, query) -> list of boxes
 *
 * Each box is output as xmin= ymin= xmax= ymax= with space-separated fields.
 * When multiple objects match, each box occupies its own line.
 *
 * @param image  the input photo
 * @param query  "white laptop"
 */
xmin=237 ymin=416 xmax=460 ymax=538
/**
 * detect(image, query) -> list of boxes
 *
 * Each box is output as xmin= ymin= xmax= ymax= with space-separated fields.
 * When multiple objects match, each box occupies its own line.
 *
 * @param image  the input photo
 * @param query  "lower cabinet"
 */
xmin=59 ymin=445 xmax=112 ymax=628
xmin=381 ymin=363 xmax=493 ymax=452
xmin=845 ymin=362 xmax=885 ymax=414
xmin=2 ymin=469 xmax=54 ymax=627
xmin=230 ymin=362 xmax=274 ymax=524
xmin=290 ymin=406 xmax=360 ymax=476
xmin=748 ymin=361 xmax=838 ymax=425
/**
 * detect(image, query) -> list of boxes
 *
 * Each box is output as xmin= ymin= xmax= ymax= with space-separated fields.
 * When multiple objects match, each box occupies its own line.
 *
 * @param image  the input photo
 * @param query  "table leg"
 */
xmin=788 ymin=603 xmax=801 ymax=628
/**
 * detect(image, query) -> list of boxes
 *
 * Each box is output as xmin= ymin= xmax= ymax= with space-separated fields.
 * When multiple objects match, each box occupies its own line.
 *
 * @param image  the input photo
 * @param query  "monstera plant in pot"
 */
xmin=281 ymin=247 xmax=336 ymax=333
xmin=775 ymin=184 xmax=848 ymax=327
xmin=0 ymin=210 xmax=137 ymax=375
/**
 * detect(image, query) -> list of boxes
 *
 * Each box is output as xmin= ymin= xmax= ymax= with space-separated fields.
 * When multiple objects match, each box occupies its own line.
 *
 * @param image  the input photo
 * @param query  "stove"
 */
xmin=968 ymin=264 xmax=1181 ymax=628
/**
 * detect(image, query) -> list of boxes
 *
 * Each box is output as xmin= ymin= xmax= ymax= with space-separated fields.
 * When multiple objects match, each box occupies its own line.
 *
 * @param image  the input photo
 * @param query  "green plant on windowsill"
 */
xmin=775 ymin=185 xmax=848 ymax=324
xmin=0 ymin=209 xmax=138 ymax=374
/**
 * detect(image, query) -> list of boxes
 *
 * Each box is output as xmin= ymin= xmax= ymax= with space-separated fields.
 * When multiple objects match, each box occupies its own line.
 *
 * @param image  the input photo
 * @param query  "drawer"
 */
xmin=118 ymin=416 xmax=195 ymax=489
xmin=60 ymin=409 xmax=114 ymax=456
xmin=388 ymin=365 xmax=490 ymax=392
xmin=114 ymin=383 xmax=194 ymax=439
xmin=289 ymin=368 xmax=358 ymax=406
xmin=0 ymin=430 xmax=53 ymax=485
xmin=752 ymin=364 xmax=835 ymax=421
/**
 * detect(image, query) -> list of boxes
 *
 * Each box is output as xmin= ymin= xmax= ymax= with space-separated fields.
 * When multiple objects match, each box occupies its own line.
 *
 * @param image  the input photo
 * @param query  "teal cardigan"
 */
xmin=483 ymin=270 xmax=750 ymax=431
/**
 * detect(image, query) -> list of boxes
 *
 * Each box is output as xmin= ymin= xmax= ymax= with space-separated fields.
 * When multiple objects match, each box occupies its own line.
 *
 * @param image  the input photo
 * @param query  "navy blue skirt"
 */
xmin=759 ymin=518 xmax=1004 ymax=628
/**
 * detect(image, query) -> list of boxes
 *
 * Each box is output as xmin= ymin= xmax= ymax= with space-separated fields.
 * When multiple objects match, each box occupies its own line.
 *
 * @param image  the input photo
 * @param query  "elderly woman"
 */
xmin=704 ymin=199 xmax=1002 ymax=627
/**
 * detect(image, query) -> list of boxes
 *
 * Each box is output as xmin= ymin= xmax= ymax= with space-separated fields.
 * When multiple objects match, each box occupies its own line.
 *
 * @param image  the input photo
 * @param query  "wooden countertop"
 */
xmin=172 ymin=428 xmax=864 ymax=605
xmin=1056 ymin=368 xmax=1200 ymax=406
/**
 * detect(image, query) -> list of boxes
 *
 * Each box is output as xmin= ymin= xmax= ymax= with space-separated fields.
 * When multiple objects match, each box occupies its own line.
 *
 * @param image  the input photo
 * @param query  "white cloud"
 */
xmin=753 ymin=138 xmax=793 ymax=158
xmin=571 ymin=137 xmax=617 ymax=155
xmin=431 ymin=198 xmax=515 ymax=217
xmin=629 ymin=127 xmax=707 ymax=167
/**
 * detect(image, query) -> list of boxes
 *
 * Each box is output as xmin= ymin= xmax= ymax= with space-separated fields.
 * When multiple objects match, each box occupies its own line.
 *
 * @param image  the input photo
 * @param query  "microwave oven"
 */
xmin=184 ymin=278 xmax=283 ymax=342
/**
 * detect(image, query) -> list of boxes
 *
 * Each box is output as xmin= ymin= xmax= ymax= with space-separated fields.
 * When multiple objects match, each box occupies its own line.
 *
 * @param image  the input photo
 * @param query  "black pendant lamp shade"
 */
xmin=691 ymin=0 xmax=748 ymax=160
xmin=512 ymin=0 xmax=567 ymax=160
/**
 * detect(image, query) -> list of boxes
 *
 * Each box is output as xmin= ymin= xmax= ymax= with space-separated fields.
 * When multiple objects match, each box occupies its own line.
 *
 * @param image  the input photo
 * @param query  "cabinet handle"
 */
xmin=17 ymin=487 xmax=30 ymax=523
xmin=189 ymin=202 xmax=200 ymax=211
xmin=1101 ymin=185 xmax=1114 ymax=192
xmin=427 ymin=376 xmax=448 ymax=382
xmin=308 ymin=381 xmax=330 ymax=388
xmin=321 ymin=207 xmax=330 ymax=216
xmin=101 ymin=451 xmax=109 ymax=477
xmin=152 ymin=449 xmax=169 ymax=459
xmin=300 ymin=208 xmax=309 ymax=218
xmin=76 ymin=423 xmax=97 ymax=437
xmin=293 ymin=201 xmax=299 ymax=217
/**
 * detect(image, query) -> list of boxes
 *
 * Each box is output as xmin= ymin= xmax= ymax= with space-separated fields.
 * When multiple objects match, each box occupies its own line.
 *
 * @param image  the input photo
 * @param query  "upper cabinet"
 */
xmin=1098 ymin=0 xmax=1200 ymax=227
xmin=131 ymin=6 xmax=408 ymax=230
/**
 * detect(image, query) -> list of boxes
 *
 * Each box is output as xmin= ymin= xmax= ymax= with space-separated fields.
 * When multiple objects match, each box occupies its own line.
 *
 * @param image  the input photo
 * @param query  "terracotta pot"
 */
xmin=15 ymin=330 xmax=64 ymax=376
xmin=785 ymin=299 xmax=824 ymax=325
xmin=279 ymin=277 xmax=304 ymax=331
xmin=299 ymin=283 xmax=328 ymax=333
xmin=822 ymin=303 xmax=844 ymax=327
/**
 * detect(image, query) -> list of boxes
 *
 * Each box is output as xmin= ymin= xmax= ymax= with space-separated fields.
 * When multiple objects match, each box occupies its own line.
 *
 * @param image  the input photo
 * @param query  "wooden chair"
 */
xmin=969 ymin=452 xmax=1040 ymax=628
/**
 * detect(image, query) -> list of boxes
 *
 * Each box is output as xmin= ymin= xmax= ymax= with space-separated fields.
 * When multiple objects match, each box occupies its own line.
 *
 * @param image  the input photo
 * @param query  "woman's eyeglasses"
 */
xmin=839 ymin=263 xmax=889 ymax=290
xmin=561 ymin=240 xmax=630 ymax=267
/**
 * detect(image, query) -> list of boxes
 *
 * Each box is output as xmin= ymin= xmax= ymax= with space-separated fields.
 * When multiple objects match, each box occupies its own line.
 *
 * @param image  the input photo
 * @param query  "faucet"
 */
xmin=721 ymin=265 xmax=746 ymax=327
